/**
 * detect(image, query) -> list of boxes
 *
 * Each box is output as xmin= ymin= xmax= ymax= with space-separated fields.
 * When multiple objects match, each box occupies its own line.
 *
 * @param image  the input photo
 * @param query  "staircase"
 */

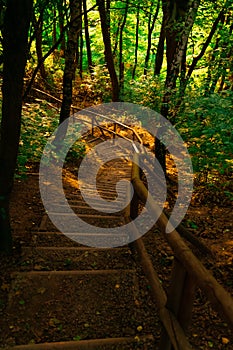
xmin=2 ymin=143 xmax=159 ymax=349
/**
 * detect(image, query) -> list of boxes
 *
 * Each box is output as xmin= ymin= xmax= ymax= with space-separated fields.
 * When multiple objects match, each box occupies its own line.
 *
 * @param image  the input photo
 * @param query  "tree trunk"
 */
xmin=157 ymin=0 xmax=200 ymax=173
xmin=77 ymin=17 xmax=83 ymax=79
xmin=59 ymin=0 xmax=81 ymax=124
xmin=162 ymin=0 xmax=200 ymax=111
xmin=58 ymin=0 xmax=66 ymax=56
xmin=0 ymin=0 xmax=32 ymax=253
xmin=144 ymin=0 xmax=160 ymax=76
xmin=113 ymin=19 xmax=121 ymax=57
xmin=106 ymin=0 xmax=111 ymax=30
xmin=83 ymin=0 xmax=93 ymax=74
xmin=53 ymin=7 xmax=57 ymax=46
xmin=154 ymin=15 xmax=165 ymax=75
xmin=35 ymin=11 xmax=47 ymax=80
xmin=132 ymin=4 xmax=140 ymax=80
xmin=97 ymin=0 xmax=119 ymax=101
xmin=119 ymin=0 xmax=129 ymax=91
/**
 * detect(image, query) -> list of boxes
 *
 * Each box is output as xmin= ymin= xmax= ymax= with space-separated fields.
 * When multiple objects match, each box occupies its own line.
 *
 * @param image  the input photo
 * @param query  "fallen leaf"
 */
xmin=49 ymin=318 xmax=61 ymax=327
xmin=222 ymin=338 xmax=230 ymax=345
xmin=1 ymin=283 xmax=10 ymax=291
xmin=37 ymin=287 xmax=46 ymax=294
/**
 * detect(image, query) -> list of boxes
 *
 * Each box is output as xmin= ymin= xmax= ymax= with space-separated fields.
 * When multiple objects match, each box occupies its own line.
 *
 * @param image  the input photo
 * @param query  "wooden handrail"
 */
xmin=80 ymin=107 xmax=144 ymax=148
xmin=125 ymin=183 xmax=193 ymax=350
xmin=80 ymin=116 xmax=142 ymax=153
xmin=130 ymin=153 xmax=233 ymax=329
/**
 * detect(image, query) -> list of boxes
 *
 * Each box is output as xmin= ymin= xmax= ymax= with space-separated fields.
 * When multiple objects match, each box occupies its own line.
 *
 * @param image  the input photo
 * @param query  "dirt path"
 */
xmin=0 ymin=144 xmax=232 ymax=349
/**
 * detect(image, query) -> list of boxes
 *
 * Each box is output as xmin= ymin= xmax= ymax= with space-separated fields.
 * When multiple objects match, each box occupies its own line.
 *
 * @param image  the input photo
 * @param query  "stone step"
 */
xmin=21 ymin=246 xmax=134 ymax=271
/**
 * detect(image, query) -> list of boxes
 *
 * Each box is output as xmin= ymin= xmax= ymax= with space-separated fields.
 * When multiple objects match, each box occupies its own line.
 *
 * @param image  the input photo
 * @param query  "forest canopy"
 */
xmin=9 ymin=0 xmax=233 ymax=176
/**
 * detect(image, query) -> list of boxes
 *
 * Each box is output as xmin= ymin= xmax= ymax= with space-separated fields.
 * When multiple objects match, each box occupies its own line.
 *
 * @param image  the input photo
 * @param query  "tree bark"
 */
xmin=113 ymin=19 xmax=121 ymax=57
xmin=154 ymin=15 xmax=165 ymax=75
xmin=0 ymin=0 xmax=32 ymax=253
xmin=53 ymin=7 xmax=57 ymax=45
xmin=132 ymin=4 xmax=140 ymax=80
xmin=35 ymin=10 xmax=47 ymax=80
xmin=58 ymin=0 xmax=66 ymax=56
xmin=83 ymin=0 xmax=94 ymax=74
xmin=157 ymin=0 xmax=200 ymax=172
xmin=59 ymin=0 xmax=81 ymax=124
xmin=144 ymin=0 xmax=160 ymax=76
xmin=77 ymin=15 xmax=83 ymax=79
xmin=97 ymin=0 xmax=119 ymax=101
xmin=119 ymin=0 xmax=129 ymax=90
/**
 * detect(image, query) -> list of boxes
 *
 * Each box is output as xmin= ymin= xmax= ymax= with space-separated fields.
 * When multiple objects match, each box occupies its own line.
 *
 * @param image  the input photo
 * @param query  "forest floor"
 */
xmin=0 ymin=83 xmax=232 ymax=348
xmin=0 ymin=155 xmax=232 ymax=349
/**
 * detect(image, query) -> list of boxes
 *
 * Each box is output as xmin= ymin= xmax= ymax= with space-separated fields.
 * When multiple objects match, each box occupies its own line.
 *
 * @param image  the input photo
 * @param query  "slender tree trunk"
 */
xmin=58 ymin=0 xmax=66 ymax=56
xmin=154 ymin=15 xmax=165 ymax=75
xmin=204 ymin=10 xmax=231 ymax=95
xmin=187 ymin=10 xmax=225 ymax=85
xmin=79 ymin=23 xmax=83 ymax=79
xmin=209 ymin=72 xmax=220 ymax=94
xmin=59 ymin=0 xmax=81 ymax=124
xmin=132 ymin=4 xmax=140 ymax=80
xmin=97 ymin=0 xmax=119 ymax=101
xmin=83 ymin=0 xmax=93 ymax=74
xmin=23 ymin=4 xmax=97 ymax=100
xmin=113 ymin=19 xmax=121 ymax=57
xmin=106 ymin=0 xmax=111 ymax=30
xmin=218 ymin=73 xmax=226 ymax=92
xmin=53 ymin=7 xmax=57 ymax=46
xmin=0 ymin=0 xmax=32 ymax=253
xmin=119 ymin=0 xmax=129 ymax=91
xmin=35 ymin=11 xmax=47 ymax=80
xmin=144 ymin=0 xmax=160 ymax=76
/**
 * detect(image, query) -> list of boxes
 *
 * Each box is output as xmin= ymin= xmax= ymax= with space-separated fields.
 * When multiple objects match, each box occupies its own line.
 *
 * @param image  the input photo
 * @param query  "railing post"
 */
xmin=159 ymin=258 xmax=196 ymax=350
xmin=130 ymin=188 xmax=139 ymax=220
xmin=130 ymin=154 xmax=140 ymax=219
xmin=91 ymin=118 xmax=94 ymax=136
xmin=159 ymin=258 xmax=186 ymax=350
xmin=177 ymin=272 xmax=196 ymax=333
xmin=113 ymin=122 xmax=116 ymax=144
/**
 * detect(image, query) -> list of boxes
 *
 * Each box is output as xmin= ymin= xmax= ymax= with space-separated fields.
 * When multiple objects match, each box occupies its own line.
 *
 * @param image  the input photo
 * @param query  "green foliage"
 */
xmin=177 ymin=91 xmax=233 ymax=177
xmin=18 ymin=101 xmax=86 ymax=175
xmin=88 ymin=64 xmax=112 ymax=102
xmin=123 ymin=75 xmax=164 ymax=110
xmin=18 ymin=101 xmax=59 ymax=173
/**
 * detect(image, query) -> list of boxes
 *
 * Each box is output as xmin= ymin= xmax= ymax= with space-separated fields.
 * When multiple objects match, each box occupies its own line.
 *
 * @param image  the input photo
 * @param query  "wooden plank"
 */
xmin=12 ymin=269 xmax=136 ymax=277
xmin=11 ymin=335 xmax=154 ymax=350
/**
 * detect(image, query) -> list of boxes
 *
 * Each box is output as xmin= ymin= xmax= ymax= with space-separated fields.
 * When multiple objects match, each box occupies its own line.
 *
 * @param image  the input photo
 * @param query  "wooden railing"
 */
xmin=126 ymin=153 xmax=233 ymax=350
xmin=77 ymin=108 xmax=144 ymax=153
xmin=88 ymin=117 xmax=233 ymax=348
